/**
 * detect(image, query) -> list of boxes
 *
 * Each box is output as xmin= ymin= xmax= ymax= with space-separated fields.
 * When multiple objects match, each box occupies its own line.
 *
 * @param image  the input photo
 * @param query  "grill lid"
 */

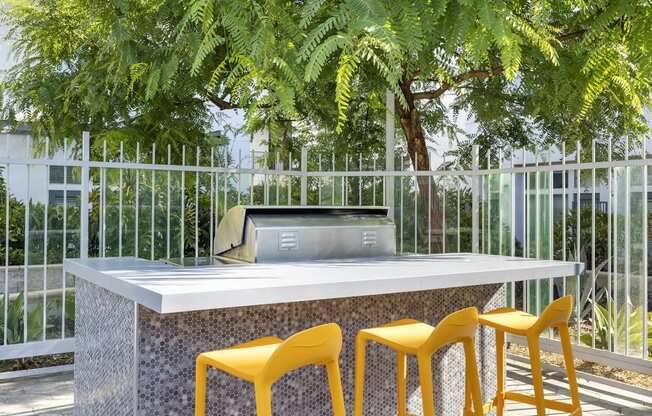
xmin=214 ymin=206 xmax=396 ymax=263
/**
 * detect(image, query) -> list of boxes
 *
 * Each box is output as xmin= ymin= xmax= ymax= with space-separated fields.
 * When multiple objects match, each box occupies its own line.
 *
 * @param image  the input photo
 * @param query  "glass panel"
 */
xmin=614 ymin=166 xmax=626 ymax=354
xmin=628 ymin=166 xmax=645 ymax=357
xmin=579 ymin=169 xmax=593 ymax=347
xmin=500 ymin=173 xmax=512 ymax=256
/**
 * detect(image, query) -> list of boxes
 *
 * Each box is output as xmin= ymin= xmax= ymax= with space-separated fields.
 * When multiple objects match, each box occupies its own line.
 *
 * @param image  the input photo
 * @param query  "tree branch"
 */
xmin=207 ymin=93 xmax=239 ymax=110
xmin=412 ymin=67 xmax=503 ymax=100
xmin=556 ymin=29 xmax=586 ymax=43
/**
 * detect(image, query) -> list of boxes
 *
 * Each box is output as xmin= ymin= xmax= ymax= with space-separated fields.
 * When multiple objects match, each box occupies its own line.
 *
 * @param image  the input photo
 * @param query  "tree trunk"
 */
xmin=395 ymin=81 xmax=443 ymax=253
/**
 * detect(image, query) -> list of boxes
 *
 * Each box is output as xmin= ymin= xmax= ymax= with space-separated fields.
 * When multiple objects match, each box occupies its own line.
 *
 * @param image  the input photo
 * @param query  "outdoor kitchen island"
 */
xmin=64 ymin=253 xmax=582 ymax=416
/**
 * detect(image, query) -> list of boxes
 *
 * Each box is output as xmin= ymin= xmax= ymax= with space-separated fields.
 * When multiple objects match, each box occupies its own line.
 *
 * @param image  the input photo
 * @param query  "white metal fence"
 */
xmin=0 ymin=133 xmax=650 ymax=375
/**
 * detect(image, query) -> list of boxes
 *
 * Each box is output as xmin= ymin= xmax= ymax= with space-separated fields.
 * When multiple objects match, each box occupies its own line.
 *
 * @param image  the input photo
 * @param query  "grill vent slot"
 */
xmin=362 ymin=230 xmax=377 ymax=247
xmin=279 ymin=231 xmax=298 ymax=251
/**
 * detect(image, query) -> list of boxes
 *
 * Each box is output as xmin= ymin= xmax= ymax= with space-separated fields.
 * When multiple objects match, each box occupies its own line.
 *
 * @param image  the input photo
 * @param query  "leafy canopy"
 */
xmin=2 ymin=0 xmax=652 ymax=160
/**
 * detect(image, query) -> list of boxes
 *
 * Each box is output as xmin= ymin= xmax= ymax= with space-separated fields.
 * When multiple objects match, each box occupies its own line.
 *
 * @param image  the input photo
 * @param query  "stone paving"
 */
xmin=0 ymin=360 xmax=650 ymax=415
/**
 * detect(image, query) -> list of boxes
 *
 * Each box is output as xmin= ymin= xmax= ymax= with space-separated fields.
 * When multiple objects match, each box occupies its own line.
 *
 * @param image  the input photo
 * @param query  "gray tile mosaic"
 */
xmin=74 ymin=279 xmax=136 ymax=416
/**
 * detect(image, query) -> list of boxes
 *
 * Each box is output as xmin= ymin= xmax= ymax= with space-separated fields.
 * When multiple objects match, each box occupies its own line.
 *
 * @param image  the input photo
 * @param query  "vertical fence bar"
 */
xmin=210 ymin=147 xmax=214 ymax=256
xmin=238 ymin=149 xmax=242 ymax=206
xmin=428 ymin=175 xmax=432 ymax=254
xmin=223 ymin=147 xmax=228 ymax=216
xmin=135 ymin=142 xmax=140 ymax=258
xmin=613 ymin=142 xmax=619 ymax=352
xmin=100 ymin=141 xmax=106 ymax=257
xmin=471 ymin=145 xmax=479 ymax=253
xmin=443 ymin=171 xmax=447 ymax=253
xmin=498 ymin=151 xmax=503 ymax=255
xmin=624 ymin=138 xmax=630 ymax=356
xmin=548 ymin=148 xmax=554 ymax=323
xmin=215 ymin=147 xmax=221 ymax=233
xmin=523 ymin=148 xmax=528 ymax=311
xmin=301 ymin=147 xmax=308 ymax=206
xmin=22 ymin=138 xmax=30 ymax=343
xmin=576 ymin=141 xmax=581 ymax=344
xmin=400 ymin=153 xmax=404 ymax=254
xmin=276 ymin=152 xmax=280 ymax=204
xmin=250 ymin=149 xmax=255 ymax=205
xmin=643 ymin=138 xmax=648 ymax=359
xmin=487 ymin=151 xmax=491 ymax=255
xmin=166 ymin=145 xmax=171 ymax=260
xmin=318 ymin=154 xmax=322 ymax=205
xmin=2 ymin=141 xmax=9 ymax=345
xmin=331 ymin=153 xmax=335 ymax=205
xmin=373 ymin=156 xmax=377 ymax=206
xmin=263 ymin=152 xmax=269 ymax=205
xmin=42 ymin=138 xmax=49 ymax=340
xmin=289 ymin=152 xmax=293 ymax=206
xmin=607 ymin=139 xmax=612 ymax=352
xmin=385 ymin=89 xmax=395 ymax=216
xmin=80 ymin=132 xmax=90 ymax=258
xmin=414 ymin=152 xmax=418 ymax=254
xmin=457 ymin=181 xmax=461 ymax=253
xmin=591 ymin=139 xmax=597 ymax=348
xmin=195 ymin=147 xmax=200 ymax=258
xmin=62 ymin=139 xmax=69 ymax=337
xmin=562 ymin=143 xmax=567 ymax=262
xmin=118 ymin=141 xmax=123 ymax=257
xmin=359 ymin=153 xmax=362 ymax=206
xmin=150 ymin=144 xmax=156 ymax=261
xmin=510 ymin=149 xmax=516 ymax=307
xmin=344 ymin=154 xmax=348 ymax=206
xmin=535 ymin=148 xmax=541 ymax=315
xmin=181 ymin=146 xmax=186 ymax=259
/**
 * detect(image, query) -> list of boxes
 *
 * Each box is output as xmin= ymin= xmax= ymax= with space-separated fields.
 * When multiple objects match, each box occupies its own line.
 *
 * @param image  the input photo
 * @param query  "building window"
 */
xmin=49 ymin=166 xmax=79 ymax=184
xmin=49 ymin=190 xmax=81 ymax=206
xmin=552 ymin=171 xmax=569 ymax=189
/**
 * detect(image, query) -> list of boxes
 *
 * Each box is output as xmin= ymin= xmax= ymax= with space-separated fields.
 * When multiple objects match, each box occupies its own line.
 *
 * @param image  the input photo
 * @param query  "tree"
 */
xmin=1 ymin=0 xmax=236 ymax=154
xmin=299 ymin=0 xmax=652 ymax=167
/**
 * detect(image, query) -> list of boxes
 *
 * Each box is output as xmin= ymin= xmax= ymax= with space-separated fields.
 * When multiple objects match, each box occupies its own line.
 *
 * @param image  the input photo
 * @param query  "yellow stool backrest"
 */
xmin=421 ymin=307 xmax=479 ymax=354
xmin=533 ymin=295 xmax=573 ymax=334
xmin=261 ymin=323 xmax=343 ymax=384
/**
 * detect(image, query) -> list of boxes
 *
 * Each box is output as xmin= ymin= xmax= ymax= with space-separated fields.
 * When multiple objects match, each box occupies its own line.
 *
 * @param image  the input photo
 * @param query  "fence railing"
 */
xmin=0 ymin=133 xmax=650 ymax=375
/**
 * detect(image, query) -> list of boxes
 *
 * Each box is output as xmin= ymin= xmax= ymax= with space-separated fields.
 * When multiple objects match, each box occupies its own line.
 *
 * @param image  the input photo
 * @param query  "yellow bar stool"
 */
xmin=195 ymin=323 xmax=346 ymax=416
xmin=354 ymin=307 xmax=484 ymax=416
xmin=479 ymin=295 xmax=581 ymax=416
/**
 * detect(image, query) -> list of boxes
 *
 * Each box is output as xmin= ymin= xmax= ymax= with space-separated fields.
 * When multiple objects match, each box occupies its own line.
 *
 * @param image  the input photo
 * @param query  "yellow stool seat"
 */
xmin=195 ymin=324 xmax=346 ymax=416
xmin=354 ymin=308 xmax=485 ymax=416
xmin=359 ymin=318 xmax=435 ymax=353
xmin=197 ymin=336 xmax=282 ymax=382
xmin=478 ymin=296 xmax=581 ymax=416
xmin=478 ymin=308 xmax=538 ymax=335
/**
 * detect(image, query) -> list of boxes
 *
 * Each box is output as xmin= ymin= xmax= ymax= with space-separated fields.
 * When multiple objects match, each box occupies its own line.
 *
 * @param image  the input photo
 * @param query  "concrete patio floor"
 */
xmin=0 ymin=360 xmax=650 ymax=416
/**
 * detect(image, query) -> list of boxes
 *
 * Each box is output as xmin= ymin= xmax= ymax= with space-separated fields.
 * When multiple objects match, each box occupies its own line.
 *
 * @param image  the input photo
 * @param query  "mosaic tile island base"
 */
xmin=74 ymin=279 xmax=504 ymax=416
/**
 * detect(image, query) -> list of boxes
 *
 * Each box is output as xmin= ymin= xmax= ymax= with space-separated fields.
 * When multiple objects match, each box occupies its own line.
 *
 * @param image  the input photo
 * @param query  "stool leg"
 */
xmin=254 ymin=382 xmax=272 ymax=416
xmin=560 ymin=324 xmax=581 ymax=415
xmin=354 ymin=335 xmax=367 ymax=416
xmin=527 ymin=334 xmax=546 ymax=416
xmin=463 ymin=338 xmax=483 ymax=416
xmin=495 ymin=330 xmax=505 ymax=416
xmin=397 ymin=352 xmax=407 ymax=416
xmin=195 ymin=360 xmax=207 ymax=416
xmin=326 ymin=360 xmax=346 ymax=416
xmin=417 ymin=353 xmax=436 ymax=416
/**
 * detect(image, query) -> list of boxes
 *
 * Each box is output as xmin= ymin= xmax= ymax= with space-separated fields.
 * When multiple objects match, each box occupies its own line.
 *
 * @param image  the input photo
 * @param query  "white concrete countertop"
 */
xmin=63 ymin=254 xmax=583 ymax=314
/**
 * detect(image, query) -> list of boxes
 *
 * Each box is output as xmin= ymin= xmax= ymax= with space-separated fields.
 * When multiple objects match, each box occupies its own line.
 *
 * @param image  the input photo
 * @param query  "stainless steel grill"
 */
xmin=213 ymin=206 xmax=396 ymax=263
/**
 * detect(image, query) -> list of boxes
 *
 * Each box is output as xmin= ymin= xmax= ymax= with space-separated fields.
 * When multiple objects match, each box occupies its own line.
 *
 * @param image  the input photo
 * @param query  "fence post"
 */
xmin=385 ymin=89 xmax=395 ymax=215
xmin=80 ymin=131 xmax=90 ymax=258
xmin=471 ymin=144 xmax=480 ymax=254
xmin=300 ymin=147 xmax=308 ymax=205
